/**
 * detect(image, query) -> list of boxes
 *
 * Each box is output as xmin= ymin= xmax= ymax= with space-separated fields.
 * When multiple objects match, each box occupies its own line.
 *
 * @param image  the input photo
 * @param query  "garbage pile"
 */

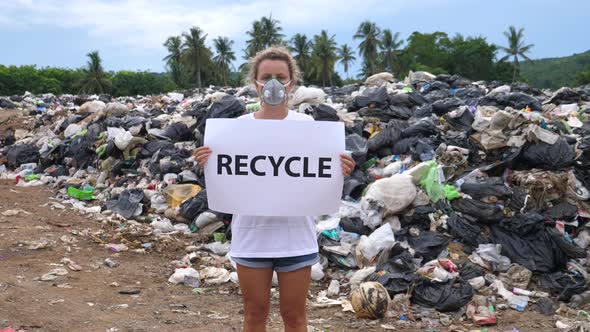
xmin=2 ymin=72 xmax=590 ymax=329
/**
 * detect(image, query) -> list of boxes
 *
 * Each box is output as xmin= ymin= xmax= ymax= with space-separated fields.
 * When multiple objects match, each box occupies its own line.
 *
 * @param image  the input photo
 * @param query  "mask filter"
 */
xmin=256 ymin=78 xmax=290 ymax=105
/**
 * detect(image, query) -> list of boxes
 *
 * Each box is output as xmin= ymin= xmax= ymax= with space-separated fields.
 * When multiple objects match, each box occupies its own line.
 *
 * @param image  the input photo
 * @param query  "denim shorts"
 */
xmin=232 ymin=252 xmax=319 ymax=273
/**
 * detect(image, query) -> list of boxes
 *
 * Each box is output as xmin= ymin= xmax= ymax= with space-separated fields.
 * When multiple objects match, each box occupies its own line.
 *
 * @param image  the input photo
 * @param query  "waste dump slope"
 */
xmin=0 ymin=180 xmax=557 ymax=332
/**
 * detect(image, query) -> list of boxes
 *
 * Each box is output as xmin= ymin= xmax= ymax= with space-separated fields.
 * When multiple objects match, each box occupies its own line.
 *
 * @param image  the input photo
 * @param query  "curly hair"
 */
xmin=246 ymin=45 xmax=302 ymax=85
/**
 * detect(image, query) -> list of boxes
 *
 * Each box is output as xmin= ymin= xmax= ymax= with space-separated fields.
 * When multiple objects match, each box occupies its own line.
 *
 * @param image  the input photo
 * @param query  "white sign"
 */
xmin=204 ymin=118 xmax=345 ymax=216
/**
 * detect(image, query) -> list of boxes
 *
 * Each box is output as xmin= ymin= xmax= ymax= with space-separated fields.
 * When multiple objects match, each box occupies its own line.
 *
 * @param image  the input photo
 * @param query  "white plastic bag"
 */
xmin=168 ymin=267 xmax=199 ymax=284
xmin=359 ymin=223 xmax=395 ymax=259
xmin=114 ymin=130 xmax=133 ymax=150
xmin=361 ymin=174 xmax=416 ymax=214
xmin=311 ymin=263 xmax=325 ymax=281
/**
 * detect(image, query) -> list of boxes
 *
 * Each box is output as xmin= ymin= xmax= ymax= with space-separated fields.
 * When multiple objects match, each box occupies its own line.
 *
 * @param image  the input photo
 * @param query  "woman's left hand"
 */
xmin=340 ymin=153 xmax=355 ymax=177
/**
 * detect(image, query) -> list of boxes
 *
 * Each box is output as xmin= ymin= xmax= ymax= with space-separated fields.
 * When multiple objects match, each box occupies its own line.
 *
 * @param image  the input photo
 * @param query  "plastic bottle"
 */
xmin=570 ymin=291 xmax=590 ymax=307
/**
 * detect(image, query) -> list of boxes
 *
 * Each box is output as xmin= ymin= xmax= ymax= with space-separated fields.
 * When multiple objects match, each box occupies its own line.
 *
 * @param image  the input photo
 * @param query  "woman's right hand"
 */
xmin=193 ymin=146 xmax=212 ymax=167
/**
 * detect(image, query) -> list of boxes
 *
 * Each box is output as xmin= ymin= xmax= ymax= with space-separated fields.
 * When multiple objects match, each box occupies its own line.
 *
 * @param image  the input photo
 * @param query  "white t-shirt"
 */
xmin=229 ymin=110 xmax=319 ymax=258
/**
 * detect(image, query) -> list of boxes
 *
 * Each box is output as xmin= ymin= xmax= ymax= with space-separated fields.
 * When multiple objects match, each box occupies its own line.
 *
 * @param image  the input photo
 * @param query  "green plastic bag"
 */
xmin=420 ymin=162 xmax=461 ymax=202
xmin=67 ymin=186 xmax=96 ymax=201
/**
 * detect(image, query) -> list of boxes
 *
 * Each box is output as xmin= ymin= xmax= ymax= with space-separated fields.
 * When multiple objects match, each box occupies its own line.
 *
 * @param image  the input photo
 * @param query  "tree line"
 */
xmin=5 ymin=16 xmax=587 ymax=97
xmin=0 ymin=52 xmax=176 ymax=97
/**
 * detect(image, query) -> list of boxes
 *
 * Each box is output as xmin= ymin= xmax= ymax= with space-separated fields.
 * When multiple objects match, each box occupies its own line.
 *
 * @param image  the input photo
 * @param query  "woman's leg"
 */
xmin=236 ymin=264 xmax=274 ymax=332
xmin=277 ymin=266 xmax=312 ymax=332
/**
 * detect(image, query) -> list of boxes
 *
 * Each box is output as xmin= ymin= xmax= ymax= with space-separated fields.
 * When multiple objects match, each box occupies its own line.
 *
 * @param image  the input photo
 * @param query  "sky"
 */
xmin=0 ymin=0 xmax=589 ymax=77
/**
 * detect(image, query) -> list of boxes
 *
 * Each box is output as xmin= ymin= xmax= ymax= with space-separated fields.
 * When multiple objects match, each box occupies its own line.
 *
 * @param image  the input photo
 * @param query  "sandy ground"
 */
xmin=0 ymin=180 xmax=562 ymax=332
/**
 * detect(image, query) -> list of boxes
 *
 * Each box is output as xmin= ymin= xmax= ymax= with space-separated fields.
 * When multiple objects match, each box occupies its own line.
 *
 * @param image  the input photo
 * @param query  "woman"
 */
xmin=194 ymin=46 xmax=355 ymax=332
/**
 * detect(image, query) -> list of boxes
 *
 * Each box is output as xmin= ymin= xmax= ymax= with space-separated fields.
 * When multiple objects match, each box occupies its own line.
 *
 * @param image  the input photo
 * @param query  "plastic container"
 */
xmin=67 ymin=186 xmax=96 ymax=200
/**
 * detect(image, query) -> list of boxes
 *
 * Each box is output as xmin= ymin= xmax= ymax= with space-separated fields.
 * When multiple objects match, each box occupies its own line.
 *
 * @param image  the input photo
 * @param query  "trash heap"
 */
xmin=2 ymin=72 xmax=590 ymax=329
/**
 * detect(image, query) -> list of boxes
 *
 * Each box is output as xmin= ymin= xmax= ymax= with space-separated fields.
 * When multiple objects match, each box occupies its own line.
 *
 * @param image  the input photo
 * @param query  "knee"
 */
xmin=280 ymin=306 xmax=306 ymax=328
xmin=243 ymin=299 xmax=269 ymax=324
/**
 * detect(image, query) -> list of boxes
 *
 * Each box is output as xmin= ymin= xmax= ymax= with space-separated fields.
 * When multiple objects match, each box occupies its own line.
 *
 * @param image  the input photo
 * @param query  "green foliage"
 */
xmin=520 ymin=50 xmax=590 ymax=89
xmin=289 ymin=33 xmax=313 ymax=83
xmin=447 ymin=35 xmax=497 ymax=81
xmin=576 ymin=68 xmax=590 ymax=86
xmin=111 ymin=71 xmax=175 ymax=96
xmin=309 ymin=30 xmax=339 ymax=87
xmin=499 ymin=26 xmax=534 ymax=82
xmin=0 ymin=64 xmax=175 ymax=97
xmin=337 ymin=44 xmax=356 ymax=79
xmin=354 ymin=21 xmax=382 ymax=76
xmin=80 ymin=51 xmax=111 ymax=94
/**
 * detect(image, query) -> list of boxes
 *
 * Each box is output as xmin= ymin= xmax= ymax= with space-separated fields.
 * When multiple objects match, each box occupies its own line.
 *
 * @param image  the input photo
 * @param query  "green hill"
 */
xmin=520 ymin=50 xmax=590 ymax=89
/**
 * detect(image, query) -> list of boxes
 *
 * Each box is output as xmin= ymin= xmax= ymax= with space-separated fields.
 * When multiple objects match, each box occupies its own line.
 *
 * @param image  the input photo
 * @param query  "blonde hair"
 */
xmin=246 ymin=46 xmax=302 ymax=85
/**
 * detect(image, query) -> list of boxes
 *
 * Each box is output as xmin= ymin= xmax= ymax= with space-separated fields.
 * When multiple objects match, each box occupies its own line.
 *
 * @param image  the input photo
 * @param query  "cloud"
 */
xmin=0 ymin=0 xmax=418 ymax=52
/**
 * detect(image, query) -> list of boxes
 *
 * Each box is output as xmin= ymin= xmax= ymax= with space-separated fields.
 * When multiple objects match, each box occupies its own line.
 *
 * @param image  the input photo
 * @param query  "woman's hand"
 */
xmin=340 ymin=153 xmax=355 ymax=177
xmin=193 ymin=146 xmax=212 ymax=167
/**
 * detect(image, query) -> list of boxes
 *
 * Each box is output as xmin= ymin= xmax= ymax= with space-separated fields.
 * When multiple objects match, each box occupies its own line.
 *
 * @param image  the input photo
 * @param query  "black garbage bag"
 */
xmin=460 ymin=177 xmax=512 ymax=200
xmin=342 ymin=177 xmax=366 ymax=200
xmin=447 ymin=213 xmax=484 ymax=246
xmin=66 ymin=134 xmax=95 ymax=169
xmin=547 ymin=87 xmax=582 ymax=105
xmin=352 ymin=86 xmax=388 ymax=110
xmin=312 ymin=104 xmax=339 ymax=121
xmin=180 ymin=190 xmax=208 ymax=221
xmin=6 ymin=144 xmax=40 ymax=168
xmin=345 ymin=119 xmax=364 ymax=136
xmin=367 ymin=271 xmax=416 ymax=297
xmin=425 ymin=89 xmax=452 ymax=102
xmin=411 ymin=278 xmax=474 ymax=312
xmin=454 ymin=87 xmax=485 ymax=102
xmin=358 ymin=105 xmax=412 ymax=121
xmin=519 ymin=138 xmax=576 ymax=170
xmin=459 ymin=261 xmax=486 ymax=280
xmin=345 ymin=134 xmax=368 ymax=166
xmin=432 ymin=97 xmax=463 ymax=116
xmin=479 ymin=92 xmax=543 ymax=112
xmin=339 ymin=217 xmax=372 ymax=236
xmin=405 ymin=231 xmax=450 ymax=262
xmin=545 ymin=202 xmax=578 ymax=222
xmin=342 ymin=169 xmax=369 ymax=200
xmin=125 ymin=117 xmax=146 ymax=128
xmin=400 ymin=205 xmax=437 ymax=230
xmin=197 ymin=95 xmax=245 ymax=133
xmin=535 ymin=297 xmax=556 ymax=316
xmin=411 ymin=139 xmax=435 ymax=161
xmin=451 ymin=198 xmax=504 ymax=224
xmin=139 ymin=140 xmax=176 ymax=159
xmin=444 ymin=107 xmax=474 ymax=131
xmin=388 ymin=91 xmax=427 ymax=107
xmin=385 ymin=244 xmax=418 ymax=272
xmin=415 ymin=104 xmax=434 ymax=118
xmin=163 ymin=122 xmax=192 ymax=142
xmin=425 ymin=80 xmax=451 ymax=91
xmin=105 ymin=189 xmax=144 ymax=219
xmin=105 ymin=117 xmax=125 ymax=127
xmin=0 ymin=98 xmax=16 ymax=109
xmin=537 ymin=271 xmax=587 ymax=301
xmin=490 ymin=213 xmax=584 ymax=273
xmin=367 ymin=120 xmax=408 ymax=157
xmin=401 ymin=118 xmax=438 ymax=138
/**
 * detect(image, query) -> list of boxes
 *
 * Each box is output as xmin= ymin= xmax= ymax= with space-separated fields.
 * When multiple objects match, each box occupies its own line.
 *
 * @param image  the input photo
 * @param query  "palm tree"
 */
xmin=213 ymin=37 xmax=236 ymax=86
xmin=244 ymin=15 xmax=285 ymax=60
xmin=353 ymin=21 xmax=382 ymax=76
xmin=79 ymin=51 xmax=110 ymax=94
xmin=499 ymin=25 xmax=534 ymax=82
xmin=311 ymin=30 xmax=338 ymax=87
xmin=380 ymin=29 xmax=403 ymax=75
xmin=289 ymin=33 xmax=312 ymax=81
xmin=163 ymin=35 xmax=186 ymax=87
xmin=182 ymin=26 xmax=211 ymax=89
xmin=260 ymin=15 xmax=284 ymax=46
xmin=337 ymin=44 xmax=356 ymax=79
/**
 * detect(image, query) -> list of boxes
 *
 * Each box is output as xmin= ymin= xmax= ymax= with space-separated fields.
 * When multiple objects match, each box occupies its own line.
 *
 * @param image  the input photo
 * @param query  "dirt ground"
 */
xmin=0 ymin=179 xmax=562 ymax=332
